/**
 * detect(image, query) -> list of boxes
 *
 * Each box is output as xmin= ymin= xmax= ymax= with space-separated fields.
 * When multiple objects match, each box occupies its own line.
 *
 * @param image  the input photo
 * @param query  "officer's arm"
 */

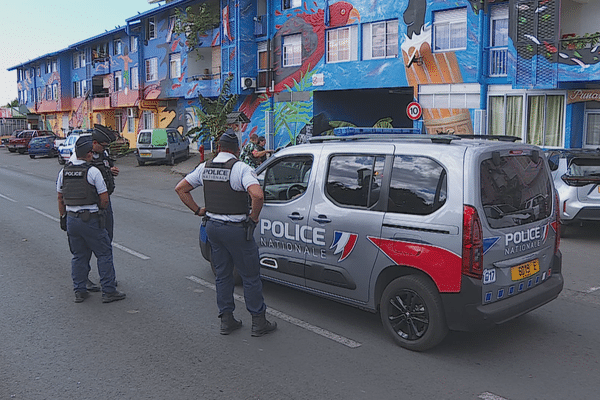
xmin=57 ymin=192 xmax=66 ymax=216
xmin=98 ymin=192 xmax=109 ymax=210
xmin=247 ymin=184 xmax=264 ymax=222
xmin=175 ymin=178 xmax=205 ymax=216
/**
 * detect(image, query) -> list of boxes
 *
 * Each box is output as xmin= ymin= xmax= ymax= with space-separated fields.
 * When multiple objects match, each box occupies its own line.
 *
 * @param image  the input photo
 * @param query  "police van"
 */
xmin=200 ymin=129 xmax=563 ymax=351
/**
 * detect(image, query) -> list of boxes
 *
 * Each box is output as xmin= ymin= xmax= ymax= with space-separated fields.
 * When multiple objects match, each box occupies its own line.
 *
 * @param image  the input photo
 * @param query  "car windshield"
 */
xmin=480 ymin=153 xmax=552 ymax=228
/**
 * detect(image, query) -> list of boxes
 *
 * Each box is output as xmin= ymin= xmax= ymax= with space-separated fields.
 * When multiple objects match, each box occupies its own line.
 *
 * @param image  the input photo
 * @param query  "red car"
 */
xmin=7 ymin=130 xmax=55 ymax=154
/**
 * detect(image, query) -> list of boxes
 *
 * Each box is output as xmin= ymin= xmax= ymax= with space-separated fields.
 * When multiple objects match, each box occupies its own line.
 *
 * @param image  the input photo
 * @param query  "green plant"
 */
xmin=173 ymin=2 xmax=220 ymax=52
xmin=188 ymin=73 xmax=239 ymax=144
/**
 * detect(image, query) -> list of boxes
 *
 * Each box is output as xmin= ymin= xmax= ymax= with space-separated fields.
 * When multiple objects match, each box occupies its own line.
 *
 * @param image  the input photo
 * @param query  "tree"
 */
xmin=172 ymin=3 xmax=220 ymax=52
xmin=4 ymin=99 xmax=18 ymax=108
xmin=188 ymin=73 xmax=239 ymax=144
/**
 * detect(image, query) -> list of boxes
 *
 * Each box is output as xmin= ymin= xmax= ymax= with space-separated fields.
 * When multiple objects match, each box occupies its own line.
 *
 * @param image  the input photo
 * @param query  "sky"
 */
xmin=0 ymin=0 xmax=163 ymax=107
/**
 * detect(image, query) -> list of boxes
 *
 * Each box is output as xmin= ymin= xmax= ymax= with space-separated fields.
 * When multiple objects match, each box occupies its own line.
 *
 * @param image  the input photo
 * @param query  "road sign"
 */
xmin=406 ymin=102 xmax=422 ymax=120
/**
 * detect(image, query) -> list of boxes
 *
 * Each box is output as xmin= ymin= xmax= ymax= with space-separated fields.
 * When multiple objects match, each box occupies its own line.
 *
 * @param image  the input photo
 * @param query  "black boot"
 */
xmin=220 ymin=312 xmax=242 ymax=335
xmin=251 ymin=311 xmax=277 ymax=337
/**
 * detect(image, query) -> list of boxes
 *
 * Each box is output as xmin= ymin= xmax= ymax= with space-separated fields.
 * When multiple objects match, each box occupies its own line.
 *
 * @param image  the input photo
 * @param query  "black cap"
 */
xmin=92 ymin=124 xmax=117 ymax=144
xmin=219 ymin=129 xmax=239 ymax=148
xmin=75 ymin=135 xmax=93 ymax=158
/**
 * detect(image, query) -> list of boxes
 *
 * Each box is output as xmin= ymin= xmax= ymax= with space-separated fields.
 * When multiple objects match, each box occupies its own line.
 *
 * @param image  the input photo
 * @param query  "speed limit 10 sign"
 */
xmin=406 ymin=101 xmax=422 ymax=120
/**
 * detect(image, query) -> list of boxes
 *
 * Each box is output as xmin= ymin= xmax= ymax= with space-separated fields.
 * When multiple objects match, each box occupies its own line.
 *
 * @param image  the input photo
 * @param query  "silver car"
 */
xmin=200 ymin=130 xmax=564 ymax=351
xmin=547 ymin=149 xmax=600 ymax=233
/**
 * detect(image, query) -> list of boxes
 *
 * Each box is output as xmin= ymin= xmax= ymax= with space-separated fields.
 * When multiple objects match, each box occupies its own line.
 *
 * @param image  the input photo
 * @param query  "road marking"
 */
xmin=111 ymin=242 xmax=150 ymax=260
xmin=0 ymin=193 xmax=18 ymax=202
xmin=27 ymin=206 xmax=59 ymax=222
xmin=478 ymin=392 xmax=509 ymax=400
xmin=586 ymin=286 xmax=600 ymax=293
xmin=26 ymin=206 xmax=150 ymax=260
xmin=186 ymin=275 xmax=362 ymax=348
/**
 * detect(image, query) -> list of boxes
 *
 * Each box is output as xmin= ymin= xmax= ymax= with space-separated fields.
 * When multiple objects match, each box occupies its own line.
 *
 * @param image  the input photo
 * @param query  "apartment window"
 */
xmin=36 ymin=66 xmax=41 ymax=77
xmin=46 ymin=85 xmax=52 ymax=100
xmin=327 ymin=25 xmax=358 ymax=63
xmin=114 ymin=71 xmax=122 ymax=91
xmin=527 ymin=94 xmax=564 ymax=147
xmin=283 ymin=0 xmax=301 ymax=9
xmin=142 ymin=111 xmax=155 ymax=129
xmin=37 ymin=87 xmax=42 ymax=101
xmin=257 ymin=42 xmax=269 ymax=89
xmin=147 ymin=17 xmax=156 ymax=40
xmin=52 ymin=83 xmax=58 ymax=100
xmin=131 ymin=66 xmax=139 ymax=89
xmin=115 ymin=111 xmax=124 ymax=132
xmin=46 ymin=61 xmax=51 ymax=74
xmin=130 ymin=36 xmax=138 ymax=53
xmin=114 ymin=39 xmax=122 ymax=55
xmin=489 ymin=4 xmax=509 ymax=77
xmin=146 ymin=57 xmax=158 ymax=82
xmin=167 ymin=15 xmax=177 ymax=42
xmin=73 ymin=81 xmax=81 ymax=98
xmin=73 ymin=52 xmax=86 ymax=69
xmin=282 ymin=34 xmax=302 ymax=67
xmin=127 ymin=108 xmax=136 ymax=132
xmin=170 ymin=53 xmax=181 ymax=79
xmin=433 ymin=8 xmax=467 ymax=52
xmin=363 ymin=20 xmax=398 ymax=60
xmin=52 ymin=59 xmax=57 ymax=72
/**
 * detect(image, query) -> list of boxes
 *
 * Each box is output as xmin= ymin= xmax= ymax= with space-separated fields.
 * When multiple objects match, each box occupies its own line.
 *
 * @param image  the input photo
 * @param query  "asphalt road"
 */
xmin=1 ymin=149 xmax=599 ymax=400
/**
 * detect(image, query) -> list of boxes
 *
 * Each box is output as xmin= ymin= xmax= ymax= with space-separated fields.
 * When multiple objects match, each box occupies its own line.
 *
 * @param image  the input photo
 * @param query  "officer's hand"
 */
xmin=60 ymin=215 xmax=67 ymax=231
xmin=110 ymin=166 xmax=119 ymax=176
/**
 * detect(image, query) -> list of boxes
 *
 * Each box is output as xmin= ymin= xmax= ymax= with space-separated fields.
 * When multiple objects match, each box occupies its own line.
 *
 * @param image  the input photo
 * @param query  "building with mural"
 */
xmin=7 ymin=0 xmax=600 ymax=149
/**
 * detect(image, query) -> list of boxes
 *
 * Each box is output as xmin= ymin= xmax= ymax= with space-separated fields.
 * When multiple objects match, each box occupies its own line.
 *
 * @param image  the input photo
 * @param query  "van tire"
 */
xmin=29 ymin=154 xmax=35 ymax=159
xmin=138 ymin=159 xmax=145 ymax=166
xmin=168 ymin=153 xmax=176 ymax=166
xmin=58 ymin=157 xmax=65 ymax=165
xmin=380 ymin=275 xmax=448 ymax=351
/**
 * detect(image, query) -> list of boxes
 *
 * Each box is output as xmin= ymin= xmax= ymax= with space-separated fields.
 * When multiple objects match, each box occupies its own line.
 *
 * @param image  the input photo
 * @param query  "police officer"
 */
xmin=57 ymin=136 xmax=126 ymax=304
xmin=175 ymin=129 xmax=277 ymax=336
xmin=69 ymin=128 xmax=119 ymax=292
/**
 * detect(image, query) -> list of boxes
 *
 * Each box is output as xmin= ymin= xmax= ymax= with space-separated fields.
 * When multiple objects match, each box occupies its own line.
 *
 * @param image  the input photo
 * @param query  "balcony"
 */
xmin=92 ymin=94 xmax=111 ymax=110
xmin=488 ymin=46 xmax=508 ymax=77
xmin=560 ymin=32 xmax=600 ymax=51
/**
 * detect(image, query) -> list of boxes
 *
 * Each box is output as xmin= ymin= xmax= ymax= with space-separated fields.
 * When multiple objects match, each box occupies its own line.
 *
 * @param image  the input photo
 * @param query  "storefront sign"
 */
xmin=567 ymin=89 xmax=600 ymax=104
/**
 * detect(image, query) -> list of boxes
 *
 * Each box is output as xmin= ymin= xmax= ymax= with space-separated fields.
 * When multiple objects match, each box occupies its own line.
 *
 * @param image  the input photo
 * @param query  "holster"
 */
xmin=244 ymin=217 xmax=257 ymax=241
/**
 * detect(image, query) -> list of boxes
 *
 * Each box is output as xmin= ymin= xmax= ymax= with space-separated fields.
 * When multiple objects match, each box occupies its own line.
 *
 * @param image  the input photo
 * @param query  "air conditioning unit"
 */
xmin=241 ymin=77 xmax=256 ymax=90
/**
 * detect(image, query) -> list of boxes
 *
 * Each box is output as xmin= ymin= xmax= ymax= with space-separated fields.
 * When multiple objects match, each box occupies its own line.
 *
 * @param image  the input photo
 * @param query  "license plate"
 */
xmin=511 ymin=259 xmax=540 ymax=281
xmin=139 ymin=152 xmax=152 ymax=158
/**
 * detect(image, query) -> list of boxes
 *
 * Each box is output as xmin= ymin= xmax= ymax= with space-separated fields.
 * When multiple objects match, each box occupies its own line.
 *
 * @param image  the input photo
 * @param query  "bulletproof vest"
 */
xmin=90 ymin=152 xmax=115 ymax=195
xmin=62 ymin=163 xmax=99 ymax=206
xmin=202 ymin=158 xmax=249 ymax=215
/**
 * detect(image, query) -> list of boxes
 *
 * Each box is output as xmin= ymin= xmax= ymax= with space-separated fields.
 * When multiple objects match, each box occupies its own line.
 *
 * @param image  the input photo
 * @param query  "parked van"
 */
xmin=136 ymin=128 xmax=189 ymax=166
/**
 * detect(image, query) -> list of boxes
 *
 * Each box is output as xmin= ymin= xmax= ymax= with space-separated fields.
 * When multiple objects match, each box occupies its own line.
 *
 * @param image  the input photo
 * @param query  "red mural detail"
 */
xmin=275 ymin=10 xmax=282 ymax=16
xmin=171 ymin=39 xmax=180 ymax=52
xmin=187 ymin=83 xmax=198 ymax=96
xmin=367 ymin=237 xmax=462 ymax=292
xmin=172 ymin=84 xmax=181 ymax=89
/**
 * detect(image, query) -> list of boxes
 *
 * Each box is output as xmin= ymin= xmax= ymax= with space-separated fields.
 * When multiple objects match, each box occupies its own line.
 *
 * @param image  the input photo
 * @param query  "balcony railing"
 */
xmin=254 ymin=15 xmax=267 ymax=37
xmin=560 ymin=32 xmax=600 ymax=51
xmin=489 ymin=46 xmax=508 ymax=77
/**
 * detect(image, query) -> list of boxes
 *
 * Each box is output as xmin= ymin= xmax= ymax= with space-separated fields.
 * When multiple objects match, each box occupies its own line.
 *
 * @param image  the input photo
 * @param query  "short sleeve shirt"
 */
xmin=57 ymin=159 xmax=107 ymax=212
xmin=184 ymin=152 xmax=259 ymax=222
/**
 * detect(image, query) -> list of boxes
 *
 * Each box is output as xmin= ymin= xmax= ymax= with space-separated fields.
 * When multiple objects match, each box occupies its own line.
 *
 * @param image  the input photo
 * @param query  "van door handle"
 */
xmin=312 ymin=215 xmax=331 ymax=224
xmin=288 ymin=213 xmax=304 ymax=221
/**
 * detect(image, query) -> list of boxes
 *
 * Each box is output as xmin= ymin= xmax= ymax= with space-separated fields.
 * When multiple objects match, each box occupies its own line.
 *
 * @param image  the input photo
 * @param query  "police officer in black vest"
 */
xmin=175 ymin=130 xmax=277 ymax=336
xmin=57 ymin=136 xmax=126 ymax=304
xmin=69 ymin=128 xmax=119 ymax=292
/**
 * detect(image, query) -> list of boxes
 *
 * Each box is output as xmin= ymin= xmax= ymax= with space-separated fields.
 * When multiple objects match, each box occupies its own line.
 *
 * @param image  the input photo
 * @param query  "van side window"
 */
xmin=259 ymin=156 xmax=313 ymax=202
xmin=138 ymin=131 xmax=151 ymax=145
xmin=388 ymin=155 xmax=447 ymax=215
xmin=326 ymin=155 xmax=385 ymax=208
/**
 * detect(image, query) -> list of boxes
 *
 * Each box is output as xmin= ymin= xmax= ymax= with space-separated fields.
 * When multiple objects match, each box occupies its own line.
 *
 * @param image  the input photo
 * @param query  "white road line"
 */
xmin=586 ymin=286 xmax=600 ymax=293
xmin=26 ymin=206 xmax=150 ymax=260
xmin=111 ymin=242 xmax=150 ymax=260
xmin=478 ymin=392 xmax=509 ymax=400
xmin=186 ymin=275 xmax=362 ymax=349
xmin=26 ymin=206 xmax=59 ymax=222
xmin=0 ymin=193 xmax=18 ymax=202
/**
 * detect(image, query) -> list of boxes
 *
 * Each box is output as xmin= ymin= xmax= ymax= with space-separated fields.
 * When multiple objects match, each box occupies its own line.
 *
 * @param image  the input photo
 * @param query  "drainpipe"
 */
xmin=267 ymin=0 xmax=275 ymax=150
xmin=478 ymin=9 xmax=489 ymax=135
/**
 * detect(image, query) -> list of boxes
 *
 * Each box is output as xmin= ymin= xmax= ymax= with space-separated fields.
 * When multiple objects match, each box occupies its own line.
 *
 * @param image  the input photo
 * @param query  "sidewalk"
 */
xmin=170 ymin=151 xmax=203 ymax=177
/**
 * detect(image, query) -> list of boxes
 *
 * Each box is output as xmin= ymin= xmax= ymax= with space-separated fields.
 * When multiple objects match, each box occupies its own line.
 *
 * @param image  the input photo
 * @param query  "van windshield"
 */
xmin=480 ymin=154 xmax=552 ymax=229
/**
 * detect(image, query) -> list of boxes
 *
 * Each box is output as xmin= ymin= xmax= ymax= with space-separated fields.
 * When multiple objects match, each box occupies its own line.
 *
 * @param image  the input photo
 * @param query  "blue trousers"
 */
xmin=67 ymin=214 xmax=117 ymax=293
xmin=205 ymin=220 xmax=266 ymax=316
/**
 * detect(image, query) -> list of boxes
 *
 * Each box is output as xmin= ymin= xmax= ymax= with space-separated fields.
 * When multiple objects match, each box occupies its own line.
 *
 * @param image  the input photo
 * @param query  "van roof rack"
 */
xmin=456 ymin=134 xmax=521 ymax=142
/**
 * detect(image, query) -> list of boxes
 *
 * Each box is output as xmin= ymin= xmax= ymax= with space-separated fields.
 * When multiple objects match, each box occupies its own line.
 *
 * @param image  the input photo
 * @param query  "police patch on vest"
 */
xmin=64 ymin=171 xmax=84 ymax=177
xmin=203 ymin=168 xmax=231 ymax=182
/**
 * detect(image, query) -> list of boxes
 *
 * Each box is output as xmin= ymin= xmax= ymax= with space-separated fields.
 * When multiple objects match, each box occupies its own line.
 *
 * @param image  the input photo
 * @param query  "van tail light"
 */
xmin=554 ymin=190 xmax=561 ymax=254
xmin=462 ymin=205 xmax=483 ymax=279
xmin=166 ymin=148 xmax=170 ymax=155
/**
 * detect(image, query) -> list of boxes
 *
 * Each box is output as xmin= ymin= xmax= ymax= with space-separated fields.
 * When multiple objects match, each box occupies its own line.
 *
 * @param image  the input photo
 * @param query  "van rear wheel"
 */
xmin=380 ymin=275 xmax=448 ymax=351
xmin=168 ymin=153 xmax=176 ymax=166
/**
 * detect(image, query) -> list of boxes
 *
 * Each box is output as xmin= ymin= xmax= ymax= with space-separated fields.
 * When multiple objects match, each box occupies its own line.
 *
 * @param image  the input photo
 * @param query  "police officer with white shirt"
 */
xmin=175 ymin=130 xmax=277 ymax=336
xmin=57 ymin=136 xmax=126 ymax=304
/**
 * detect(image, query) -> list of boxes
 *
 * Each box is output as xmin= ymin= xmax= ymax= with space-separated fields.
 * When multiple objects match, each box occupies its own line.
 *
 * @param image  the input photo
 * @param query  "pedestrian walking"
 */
xmin=175 ymin=129 xmax=277 ymax=336
xmin=57 ymin=136 xmax=126 ymax=304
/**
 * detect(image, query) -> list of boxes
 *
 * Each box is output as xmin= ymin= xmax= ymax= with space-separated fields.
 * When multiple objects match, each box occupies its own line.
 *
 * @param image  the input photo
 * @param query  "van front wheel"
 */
xmin=380 ymin=275 xmax=448 ymax=351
